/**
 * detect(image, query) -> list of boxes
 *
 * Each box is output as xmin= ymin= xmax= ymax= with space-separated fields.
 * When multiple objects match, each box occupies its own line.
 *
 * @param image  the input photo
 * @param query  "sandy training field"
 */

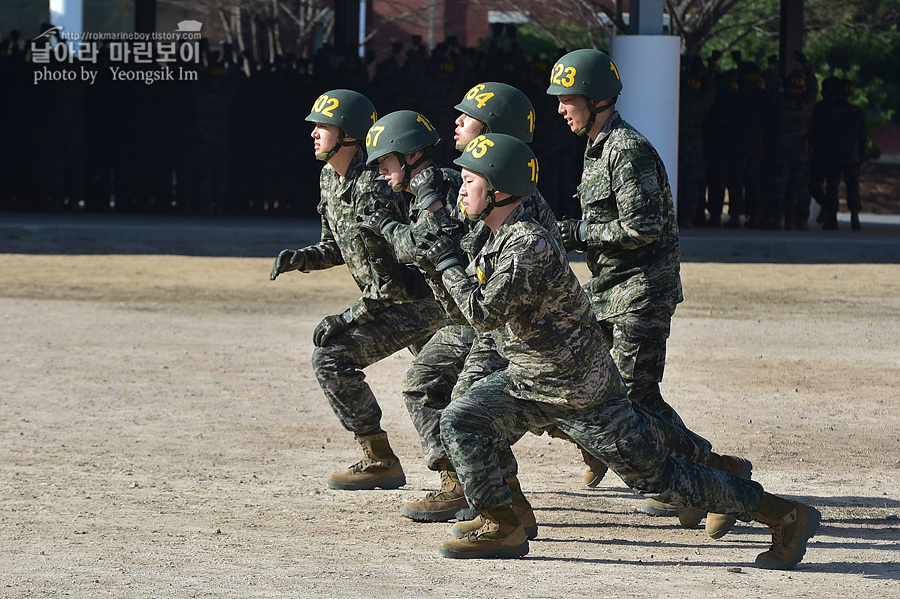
xmin=2 ymin=255 xmax=899 ymax=598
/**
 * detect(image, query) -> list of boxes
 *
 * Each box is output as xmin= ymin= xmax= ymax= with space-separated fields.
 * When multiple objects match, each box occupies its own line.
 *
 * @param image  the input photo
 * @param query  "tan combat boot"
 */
xmin=326 ymin=432 xmax=406 ymax=490
xmin=401 ymin=468 xmax=477 ymax=522
xmin=754 ymin=494 xmax=821 ymax=570
xmin=547 ymin=426 xmax=608 ymax=488
xmin=639 ymin=498 xmax=679 ymax=517
xmin=439 ymin=504 xmax=529 ymax=559
xmin=704 ymin=455 xmax=753 ymax=539
xmin=450 ymin=475 xmax=538 ymax=540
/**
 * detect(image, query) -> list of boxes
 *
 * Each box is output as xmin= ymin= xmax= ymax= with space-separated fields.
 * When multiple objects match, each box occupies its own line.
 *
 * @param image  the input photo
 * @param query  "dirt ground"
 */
xmin=1 ymin=254 xmax=899 ymax=599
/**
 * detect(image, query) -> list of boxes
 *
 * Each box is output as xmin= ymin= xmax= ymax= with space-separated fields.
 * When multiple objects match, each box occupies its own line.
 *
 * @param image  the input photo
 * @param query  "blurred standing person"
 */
xmin=762 ymin=54 xmax=818 ymax=230
xmin=815 ymin=79 xmax=868 ymax=230
xmin=677 ymin=55 xmax=716 ymax=228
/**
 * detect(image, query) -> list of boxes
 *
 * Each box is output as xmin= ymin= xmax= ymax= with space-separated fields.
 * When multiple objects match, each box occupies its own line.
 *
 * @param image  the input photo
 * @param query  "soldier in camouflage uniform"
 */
xmin=356 ymin=86 xmax=594 ymax=530
xmin=415 ymin=133 xmax=821 ymax=569
xmin=549 ymin=49 xmax=742 ymax=532
xmin=269 ymin=90 xmax=447 ymax=492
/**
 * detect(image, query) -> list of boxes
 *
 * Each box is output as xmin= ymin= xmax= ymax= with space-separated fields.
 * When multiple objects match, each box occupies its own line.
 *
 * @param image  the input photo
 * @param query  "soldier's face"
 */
xmin=459 ymin=168 xmax=488 ymax=219
xmin=454 ymin=113 xmax=485 ymax=150
xmin=376 ymin=153 xmax=405 ymax=189
xmin=557 ymin=95 xmax=591 ymax=134
xmin=311 ymin=123 xmax=340 ymax=157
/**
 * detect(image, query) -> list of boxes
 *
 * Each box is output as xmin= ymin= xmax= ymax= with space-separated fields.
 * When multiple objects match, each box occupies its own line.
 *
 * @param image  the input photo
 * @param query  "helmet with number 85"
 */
xmin=365 ymin=110 xmax=440 ymax=166
xmin=453 ymin=133 xmax=538 ymax=199
xmin=546 ymin=49 xmax=622 ymax=102
xmin=454 ymin=82 xmax=535 ymax=143
xmin=305 ymin=89 xmax=377 ymax=141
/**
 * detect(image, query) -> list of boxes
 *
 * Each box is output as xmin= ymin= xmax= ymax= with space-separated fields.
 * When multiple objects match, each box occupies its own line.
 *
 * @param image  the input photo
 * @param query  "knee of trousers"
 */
xmin=311 ymin=345 xmax=352 ymax=382
xmin=440 ymin=396 xmax=494 ymax=440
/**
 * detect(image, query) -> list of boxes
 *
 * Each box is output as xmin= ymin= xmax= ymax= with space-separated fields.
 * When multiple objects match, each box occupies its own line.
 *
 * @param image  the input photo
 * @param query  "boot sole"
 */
xmin=402 ymin=504 xmax=478 ymax=522
xmin=754 ymin=506 xmax=822 ymax=570
xmin=450 ymin=523 xmax=539 ymax=540
xmin=325 ymin=474 xmax=406 ymax=490
xmin=439 ymin=541 xmax=529 ymax=559
xmin=640 ymin=501 xmax=678 ymax=517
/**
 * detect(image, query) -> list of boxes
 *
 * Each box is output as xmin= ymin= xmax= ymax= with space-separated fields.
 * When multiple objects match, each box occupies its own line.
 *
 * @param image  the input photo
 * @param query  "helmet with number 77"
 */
xmin=546 ymin=49 xmax=623 ymax=102
xmin=453 ymin=133 xmax=538 ymax=198
xmin=305 ymin=89 xmax=377 ymax=140
xmin=454 ymin=82 xmax=535 ymax=143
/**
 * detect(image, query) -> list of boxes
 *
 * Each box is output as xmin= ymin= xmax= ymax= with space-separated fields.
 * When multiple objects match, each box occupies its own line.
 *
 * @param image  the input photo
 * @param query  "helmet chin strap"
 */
xmin=576 ymin=100 xmax=615 ymax=137
xmin=461 ymin=188 xmax=518 ymax=221
xmin=316 ymin=132 xmax=361 ymax=162
xmin=392 ymin=152 xmax=430 ymax=191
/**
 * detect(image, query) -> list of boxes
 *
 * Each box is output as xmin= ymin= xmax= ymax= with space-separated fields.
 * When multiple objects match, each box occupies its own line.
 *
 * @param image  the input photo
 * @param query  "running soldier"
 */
xmin=269 ymin=89 xmax=447 ymax=491
xmin=417 ymin=133 xmax=820 ymax=570
xmin=548 ymin=49 xmax=745 ymax=534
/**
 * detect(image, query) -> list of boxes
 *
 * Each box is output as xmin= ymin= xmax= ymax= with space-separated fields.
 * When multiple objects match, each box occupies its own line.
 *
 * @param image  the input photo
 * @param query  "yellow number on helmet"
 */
xmin=313 ymin=94 xmax=340 ymax=118
xmin=366 ymin=125 xmax=385 ymax=147
xmin=464 ymin=135 xmax=495 ymax=159
xmin=465 ymin=84 xmax=486 ymax=100
xmin=609 ymin=60 xmax=620 ymax=81
xmin=417 ymin=114 xmax=435 ymax=131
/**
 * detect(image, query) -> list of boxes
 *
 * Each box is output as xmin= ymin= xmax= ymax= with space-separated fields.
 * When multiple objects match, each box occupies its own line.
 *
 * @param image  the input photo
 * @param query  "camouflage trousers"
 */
xmin=599 ymin=305 xmax=713 ymax=460
xmin=404 ymin=326 xmax=512 ymax=470
xmin=402 ymin=323 xmax=477 ymax=469
xmin=442 ymin=369 xmax=764 ymax=520
xmin=311 ymin=299 xmax=448 ymax=435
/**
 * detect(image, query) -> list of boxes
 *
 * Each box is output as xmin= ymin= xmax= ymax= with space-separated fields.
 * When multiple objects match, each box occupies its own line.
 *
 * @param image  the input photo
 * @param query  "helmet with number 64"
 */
xmin=454 ymin=82 xmax=535 ymax=143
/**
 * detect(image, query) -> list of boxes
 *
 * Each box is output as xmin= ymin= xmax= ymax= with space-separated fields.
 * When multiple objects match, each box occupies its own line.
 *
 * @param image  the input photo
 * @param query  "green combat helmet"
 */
xmin=454 ymin=82 xmax=536 ymax=147
xmin=365 ymin=110 xmax=440 ymax=190
xmin=546 ymin=48 xmax=622 ymax=101
xmin=305 ymin=89 xmax=378 ymax=160
xmin=546 ymin=49 xmax=623 ymax=135
xmin=453 ymin=133 xmax=538 ymax=220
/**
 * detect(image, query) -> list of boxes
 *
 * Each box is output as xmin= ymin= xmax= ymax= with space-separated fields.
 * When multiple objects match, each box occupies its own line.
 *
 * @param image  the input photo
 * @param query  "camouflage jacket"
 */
xmin=577 ymin=112 xmax=683 ymax=319
xmin=439 ymin=204 xmax=625 ymax=407
xmin=301 ymin=147 xmax=411 ymax=324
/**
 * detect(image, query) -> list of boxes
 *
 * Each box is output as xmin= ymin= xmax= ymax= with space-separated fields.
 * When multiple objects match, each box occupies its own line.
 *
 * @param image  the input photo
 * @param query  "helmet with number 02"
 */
xmin=454 ymin=82 xmax=535 ymax=143
xmin=365 ymin=110 xmax=441 ymax=166
xmin=453 ymin=133 xmax=538 ymax=198
xmin=546 ymin=49 xmax=623 ymax=102
xmin=305 ymin=89 xmax=377 ymax=140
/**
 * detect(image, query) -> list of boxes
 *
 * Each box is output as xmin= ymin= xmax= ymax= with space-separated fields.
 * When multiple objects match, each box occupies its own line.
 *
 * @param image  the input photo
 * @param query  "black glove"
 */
xmin=415 ymin=231 xmax=462 ymax=272
xmin=557 ymin=219 xmax=589 ymax=252
xmin=409 ymin=165 xmax=444 ymax=211
xmin=358 ymin=207 xmax=400 ymax=237
xmin=270 ymin=248 xmax=313 ymax=280
xmin=313 ymin=309 xmax=353 ymax=347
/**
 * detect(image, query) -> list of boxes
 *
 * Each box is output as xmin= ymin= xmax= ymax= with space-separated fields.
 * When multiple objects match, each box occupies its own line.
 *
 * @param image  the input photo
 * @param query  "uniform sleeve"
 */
xmin=581 ymin=145 xmax=665 ymax=251
xmin=441 ymin=231 xmax=550 ymax=332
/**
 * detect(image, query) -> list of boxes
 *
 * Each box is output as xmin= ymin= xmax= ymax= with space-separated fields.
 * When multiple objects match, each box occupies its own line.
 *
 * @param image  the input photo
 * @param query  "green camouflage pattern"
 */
xmin=442 ymin=370 xmax=763 ymax=519
xmin=302 ymin=148 xmax=410 ymax=324
xmin=577 ymin=112 xmax=683 ymax=319
xmin=312 ymin=300 xmax=448 ymax=434
xmin=435 ymin=205 xmax=763 ymax=517
xmin=441 ymin=205 xmax=623 ymax=407
xmin=298 ymin=147 xmax=448 ymax=435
